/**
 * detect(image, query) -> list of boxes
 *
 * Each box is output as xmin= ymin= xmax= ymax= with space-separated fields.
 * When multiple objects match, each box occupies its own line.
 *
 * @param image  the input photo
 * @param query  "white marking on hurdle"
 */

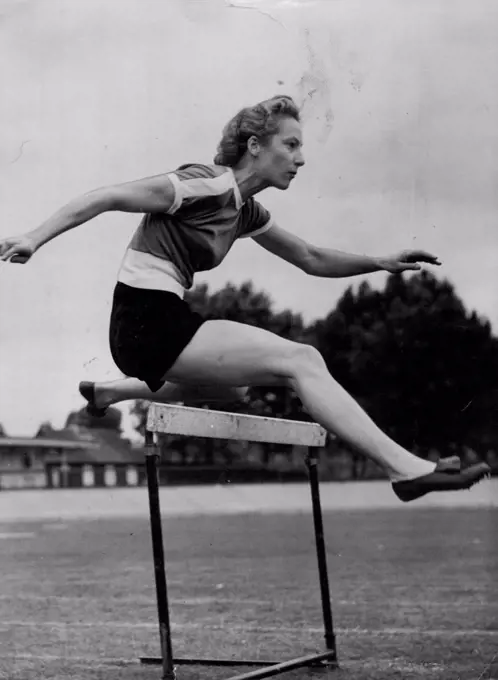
xmin=147 ymin=403 xmax=327 ymax=446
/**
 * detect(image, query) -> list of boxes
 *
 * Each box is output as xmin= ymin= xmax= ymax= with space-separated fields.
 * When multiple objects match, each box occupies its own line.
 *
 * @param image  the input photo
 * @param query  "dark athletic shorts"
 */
xmin=109 ymin=282 xmax=205 ymax=392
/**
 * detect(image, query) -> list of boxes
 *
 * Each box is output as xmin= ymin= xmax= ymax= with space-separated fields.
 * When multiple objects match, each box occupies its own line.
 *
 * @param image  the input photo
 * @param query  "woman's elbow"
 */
xmin=301 ymin=245 xmax=319 ymax=275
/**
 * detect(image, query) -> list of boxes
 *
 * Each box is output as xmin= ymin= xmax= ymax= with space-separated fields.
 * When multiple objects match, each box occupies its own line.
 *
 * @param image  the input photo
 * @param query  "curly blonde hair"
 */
xmin=214 ymin=95 xmax=301 ymax=167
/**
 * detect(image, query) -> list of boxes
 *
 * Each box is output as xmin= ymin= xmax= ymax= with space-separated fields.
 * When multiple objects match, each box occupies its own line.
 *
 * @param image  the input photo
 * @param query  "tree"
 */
xmin=313 ymin=271 xmax=498 ymax=455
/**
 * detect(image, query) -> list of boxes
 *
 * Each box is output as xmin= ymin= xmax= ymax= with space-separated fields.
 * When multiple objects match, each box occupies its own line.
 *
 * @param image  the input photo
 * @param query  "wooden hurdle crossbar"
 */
xmin=140 ymin=402 xmax=338 ymax=680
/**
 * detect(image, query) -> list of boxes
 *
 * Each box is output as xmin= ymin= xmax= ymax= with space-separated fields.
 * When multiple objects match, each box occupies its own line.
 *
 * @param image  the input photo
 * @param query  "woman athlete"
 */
xmin=0 ymin=95 xmax=490 ymax=502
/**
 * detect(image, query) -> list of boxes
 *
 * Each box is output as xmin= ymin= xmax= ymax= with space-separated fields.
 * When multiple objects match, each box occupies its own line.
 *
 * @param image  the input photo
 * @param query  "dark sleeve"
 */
xmin=237 ymin=198 xmax=274 ymax=239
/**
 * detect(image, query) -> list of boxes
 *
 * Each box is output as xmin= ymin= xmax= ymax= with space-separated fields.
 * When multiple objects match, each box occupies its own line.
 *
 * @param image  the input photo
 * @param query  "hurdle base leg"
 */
xmin=140 ymin=650 xmax=337 ymax=679
xmin=139 ymin=654 xmax=332 ymax=668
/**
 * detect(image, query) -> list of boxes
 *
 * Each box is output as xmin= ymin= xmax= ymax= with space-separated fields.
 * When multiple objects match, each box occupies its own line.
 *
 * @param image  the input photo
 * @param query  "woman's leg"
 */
xmin=85 ymin=319 xmax=489 ymax=494
xmin=91 ymin=378 xmax=248 ymax=408
xmin=93 ymin=319 xmax=454 ymax=482
xmin=159 ymin=320 xmax=435 ymax=483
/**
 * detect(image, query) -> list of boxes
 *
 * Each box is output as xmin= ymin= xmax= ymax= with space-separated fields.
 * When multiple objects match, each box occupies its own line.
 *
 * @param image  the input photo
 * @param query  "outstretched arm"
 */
xmin=0 ymin=174 xmax=176 ymax=263
xmin=253 ymin=224 xmax=441 ymax=277
xmin=306 ymin=244 xmax=441 ymax=276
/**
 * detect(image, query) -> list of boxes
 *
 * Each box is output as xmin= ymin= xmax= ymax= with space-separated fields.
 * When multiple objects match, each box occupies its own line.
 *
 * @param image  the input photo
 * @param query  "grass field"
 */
xmin=0 ymin=494 xmax=497 ymax=679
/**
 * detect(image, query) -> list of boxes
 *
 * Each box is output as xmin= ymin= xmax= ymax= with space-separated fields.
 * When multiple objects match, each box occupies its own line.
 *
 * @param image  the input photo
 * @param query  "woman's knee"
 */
xmin=278 ymin=343 xmax=327 ymax=382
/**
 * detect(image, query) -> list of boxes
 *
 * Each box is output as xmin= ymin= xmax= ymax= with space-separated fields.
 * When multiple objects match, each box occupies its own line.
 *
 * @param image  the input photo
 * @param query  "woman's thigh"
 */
xmin=163 ymin=319 xmax=306 ymax=387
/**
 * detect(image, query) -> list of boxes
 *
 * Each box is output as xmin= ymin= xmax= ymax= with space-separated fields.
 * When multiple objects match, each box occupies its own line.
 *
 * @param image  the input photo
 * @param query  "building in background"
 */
xmin=0 ymin=437 xmax=96 ymax=490
xmin=0 ymin=425 xmax=144 ymax=490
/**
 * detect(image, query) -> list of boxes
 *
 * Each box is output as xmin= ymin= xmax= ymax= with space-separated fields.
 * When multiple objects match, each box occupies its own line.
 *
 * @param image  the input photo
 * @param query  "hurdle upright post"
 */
xmin=144 ymin=429 xmax=176 ymax=680
xmin=306 ymin=449 xmax=337 ymax=659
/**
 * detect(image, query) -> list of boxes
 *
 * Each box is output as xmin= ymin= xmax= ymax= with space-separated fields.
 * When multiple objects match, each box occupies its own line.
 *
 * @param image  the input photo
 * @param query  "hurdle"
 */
xmin=140 ymin=402 xmax=338 ymax=680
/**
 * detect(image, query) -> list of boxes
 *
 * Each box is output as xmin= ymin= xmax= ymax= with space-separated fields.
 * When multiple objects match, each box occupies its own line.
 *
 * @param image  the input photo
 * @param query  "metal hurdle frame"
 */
xmin=139 ymin=403 xmax=338 ymax=680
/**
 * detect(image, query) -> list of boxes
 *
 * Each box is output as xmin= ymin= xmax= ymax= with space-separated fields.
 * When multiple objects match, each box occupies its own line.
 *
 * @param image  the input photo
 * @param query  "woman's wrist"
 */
xmin=26 ymin=229 xmax=44 ymax=251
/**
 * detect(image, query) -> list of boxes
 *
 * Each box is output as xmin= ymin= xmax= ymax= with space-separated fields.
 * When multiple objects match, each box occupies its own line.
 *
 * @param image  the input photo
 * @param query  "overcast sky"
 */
xmin=1 ymin=0 xmax=497 ymax=438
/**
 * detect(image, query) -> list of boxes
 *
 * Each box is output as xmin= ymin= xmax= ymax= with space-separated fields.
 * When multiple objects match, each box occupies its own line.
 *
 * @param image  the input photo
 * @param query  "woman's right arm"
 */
xmin=0 ymin=174 xmax=176 ymax=263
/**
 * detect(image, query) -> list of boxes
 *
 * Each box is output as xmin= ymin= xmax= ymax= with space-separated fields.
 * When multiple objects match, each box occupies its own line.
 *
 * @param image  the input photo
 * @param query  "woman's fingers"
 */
xmin=0 ymin=245 xmax=17 ymax=261
xmin=0 ymin=237 xmax=34 ymax=263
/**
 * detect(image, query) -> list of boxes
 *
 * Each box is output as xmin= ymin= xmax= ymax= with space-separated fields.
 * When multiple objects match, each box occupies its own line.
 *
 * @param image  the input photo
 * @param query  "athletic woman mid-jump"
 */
xmin=0 ymin=95 xmax=490 ymax=502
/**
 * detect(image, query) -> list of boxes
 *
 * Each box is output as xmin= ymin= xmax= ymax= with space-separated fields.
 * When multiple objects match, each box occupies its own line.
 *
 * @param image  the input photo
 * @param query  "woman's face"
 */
xmin=256 ymin=117 xmax=305 ymax=190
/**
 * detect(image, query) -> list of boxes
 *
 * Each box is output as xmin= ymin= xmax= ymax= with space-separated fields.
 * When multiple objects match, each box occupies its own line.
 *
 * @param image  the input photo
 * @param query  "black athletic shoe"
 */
xmin=392 ymin=462 xmax=491 ymax=503
xmin=79 ymin=381 xmax=108 ymax=418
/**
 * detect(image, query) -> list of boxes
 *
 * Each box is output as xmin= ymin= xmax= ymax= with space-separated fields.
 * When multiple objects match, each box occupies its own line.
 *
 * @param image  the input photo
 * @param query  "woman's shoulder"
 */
xmin=173 ymin=162 xmax=229 ymax=180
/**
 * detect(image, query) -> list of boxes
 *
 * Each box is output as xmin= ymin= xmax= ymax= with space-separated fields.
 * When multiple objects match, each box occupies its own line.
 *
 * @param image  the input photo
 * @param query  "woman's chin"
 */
xmin=274 ymin=178 xmax=292 ymax=191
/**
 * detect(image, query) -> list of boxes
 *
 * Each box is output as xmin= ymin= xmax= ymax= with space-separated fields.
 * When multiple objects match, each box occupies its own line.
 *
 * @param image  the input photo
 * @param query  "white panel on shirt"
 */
xmin=117 ymin=249 xmax=187 ymax=298
xmin=166 ymin=170 xmax=235 ymax=215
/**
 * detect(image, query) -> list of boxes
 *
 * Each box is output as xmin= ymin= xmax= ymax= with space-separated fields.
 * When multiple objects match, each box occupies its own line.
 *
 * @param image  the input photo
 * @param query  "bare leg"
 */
xmin=286 ymin=368 xmax=435 ymax=482
xmin=83 ymin=320 xmax=489 ymax=493
xmin=91 ymin=378 xmax=248 ymax=408
xmin=161 ymin=321 xmax=436 ymax=483
xmin=85 ymin=374 xmax=449 ymax=481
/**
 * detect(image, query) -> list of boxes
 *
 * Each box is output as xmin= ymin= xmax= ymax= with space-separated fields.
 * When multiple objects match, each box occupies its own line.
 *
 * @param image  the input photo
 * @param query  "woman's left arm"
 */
xmin=253 ymin=224 xmax=441 ymax=277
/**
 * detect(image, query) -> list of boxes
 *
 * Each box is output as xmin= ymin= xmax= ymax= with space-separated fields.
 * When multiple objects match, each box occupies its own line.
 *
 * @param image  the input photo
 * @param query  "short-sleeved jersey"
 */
xmin=117 ymin=163 xmax=274 ymax=293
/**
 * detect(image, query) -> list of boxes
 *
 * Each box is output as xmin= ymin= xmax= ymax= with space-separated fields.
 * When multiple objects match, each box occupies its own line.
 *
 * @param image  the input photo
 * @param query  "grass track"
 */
xmin=0 ymin=500 xmax=496 ymax=679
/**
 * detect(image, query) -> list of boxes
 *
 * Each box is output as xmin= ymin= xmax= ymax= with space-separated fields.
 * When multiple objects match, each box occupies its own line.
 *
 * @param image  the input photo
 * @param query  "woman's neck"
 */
xmin=231 ymin=165 xmax=270 ymax=203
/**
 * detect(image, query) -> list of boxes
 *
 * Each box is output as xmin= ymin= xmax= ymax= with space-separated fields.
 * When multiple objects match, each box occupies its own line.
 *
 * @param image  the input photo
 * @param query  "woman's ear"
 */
xmin=246 ymin=135 xmax=261 ymax=158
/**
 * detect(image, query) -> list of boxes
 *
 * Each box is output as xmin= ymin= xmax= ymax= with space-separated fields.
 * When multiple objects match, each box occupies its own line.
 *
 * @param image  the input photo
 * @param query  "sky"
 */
xmin=1 ymin=0 xmax=497 ymax=439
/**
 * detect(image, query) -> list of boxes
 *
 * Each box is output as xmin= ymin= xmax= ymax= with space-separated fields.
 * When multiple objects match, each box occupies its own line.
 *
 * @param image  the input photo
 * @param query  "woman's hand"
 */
xmin=378 ymin=250 xmax=441 ymax=274
xmin=0 ymin=234 xmax=38 ymax=264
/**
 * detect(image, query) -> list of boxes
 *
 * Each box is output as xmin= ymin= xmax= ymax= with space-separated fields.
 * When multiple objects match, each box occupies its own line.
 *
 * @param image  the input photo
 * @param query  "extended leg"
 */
xmin=83 ymin=319 xmax=490 ymax=499
xmin=80 ymin=378 xmax=248 ymax=413
xmin=162 ymin=321 xmax=490 ymax=491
